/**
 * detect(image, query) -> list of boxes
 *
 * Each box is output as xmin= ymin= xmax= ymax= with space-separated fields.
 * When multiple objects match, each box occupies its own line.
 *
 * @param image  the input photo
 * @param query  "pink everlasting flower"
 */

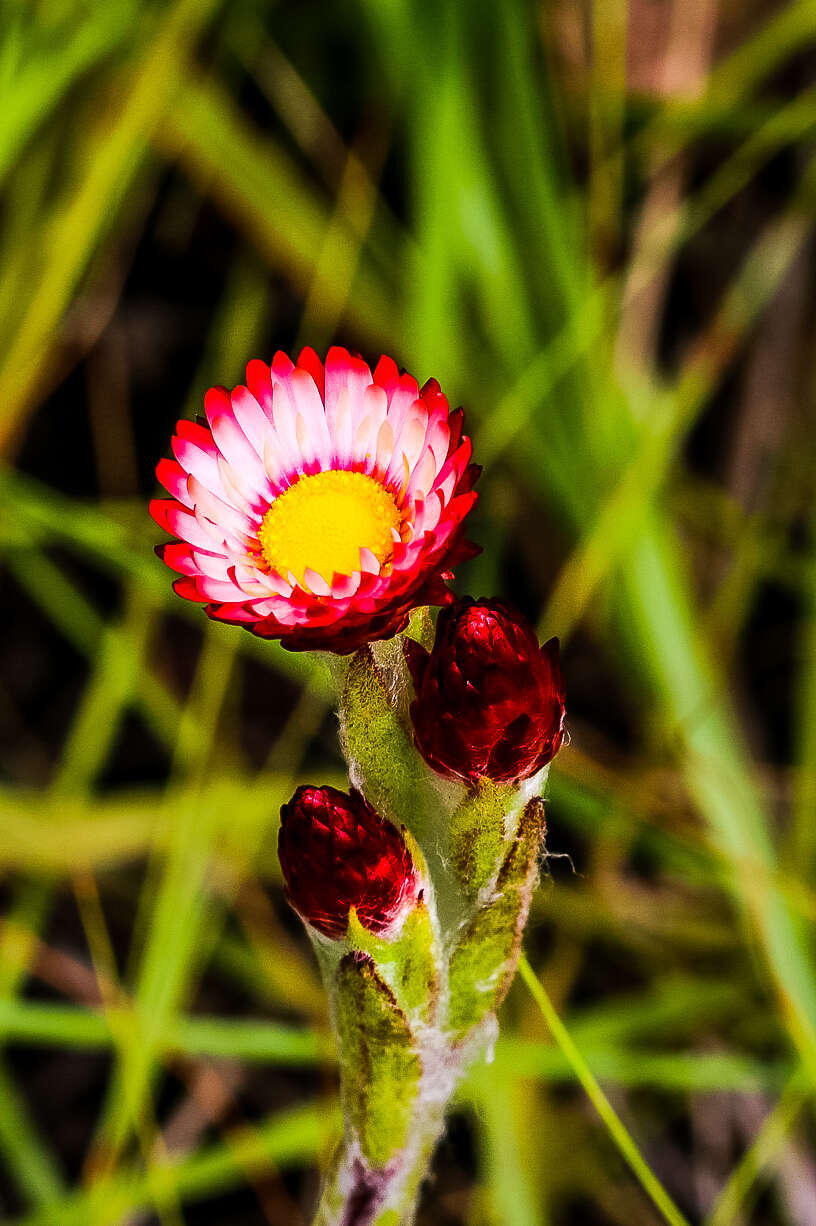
xmin=151 ymin=347 xmax=479 ymax=652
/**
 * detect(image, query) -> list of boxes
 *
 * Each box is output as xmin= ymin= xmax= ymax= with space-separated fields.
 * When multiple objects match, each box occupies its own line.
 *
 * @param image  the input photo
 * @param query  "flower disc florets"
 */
xmin=150 ymin=347 xmax=480 ymax=653
xmin=405 ymin=598 xmax=566 ymax=785
xmin=278 ymin=785 xmax=419 ymax=939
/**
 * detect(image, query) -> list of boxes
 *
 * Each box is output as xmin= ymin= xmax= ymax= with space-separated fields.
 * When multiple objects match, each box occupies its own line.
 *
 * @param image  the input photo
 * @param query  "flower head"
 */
xmin=278 ymin=784 xmax=419 ymax=939
xmin=151 ymin=347 xmax=479 ymax=653
xmin=405 ymin=598 xmax=566 ymax=785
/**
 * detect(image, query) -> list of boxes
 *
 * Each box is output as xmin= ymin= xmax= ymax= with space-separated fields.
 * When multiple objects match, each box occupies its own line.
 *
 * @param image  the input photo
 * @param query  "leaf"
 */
xmin=347 ymin=897 xmax=439 ymax=1023
xmin=335 ymin=953 xmax=422 ymax=1169
xmin=447 ymin=798 xmax=545 ymax=1039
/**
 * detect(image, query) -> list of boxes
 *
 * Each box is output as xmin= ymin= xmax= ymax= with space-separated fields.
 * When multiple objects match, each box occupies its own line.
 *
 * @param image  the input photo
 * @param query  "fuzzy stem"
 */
xmin=313 ymin=1099 xmax=449 ymax=1226
xmin=310 ymin=627 xmax=547 ymax=1225
xmin=312 ymin=931 xmax=474 ymax=1226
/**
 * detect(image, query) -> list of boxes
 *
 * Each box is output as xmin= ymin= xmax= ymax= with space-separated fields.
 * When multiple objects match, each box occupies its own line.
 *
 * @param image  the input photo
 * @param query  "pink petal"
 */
xmin=352 ymin=385 xmax=388 ymax=471
xmin=382 ymin=375 xmax=421 ymax=443
xmin=151 ymin=500 xmax=220 ymax=551
xmin=359 ymin=547 xmax=381 ymax=576
xmin=241 ymin=596 xmax=289 ymax=619
xmin=231 ymin=386 xmax=273 ymax=457
xmin=173 ymin=576 xmax=208 ymax=603
xmin=267 ymin=385 xmax=302 ymax=477
xmin=441 ymin=489 xmax=478 ymax=528
xmin=271 ymin=350 xmax=296 ymax=378
xmin=216 ymin=456 xmax=259 ymax=514
xmin=372 ymin=354 xmax=398 ymax=384
xmin=244 ymin=368 xmax=299 ymax=480
xmin=187 ymin=475 xmax=255 ymax=536
xmin=191 ymin=549 xmax=235 ymax=581
xmin=246 ymin=360 xmax=275 ymax=418
xmin=209 ymin=410 xmax=270 ymax=495
xmin=425 ymin=411 xmax=452 ymax=468
xmin=390 ymin=405 xmax=428 ymax=478
xmin=227 ymin=565 xmax=281 ymax=598
xmin=193 ymin=575 xmax=249 ymax=602
xmin=414 ymin=490 xmax=444 ymax=534
xmin=296 ymin=346 xmax=325 ymax=399
xmin=330 ymin=571 xmax=362 ymax=599
xmin=262 ymin=432 xmax=291 ymax=490
xmin=156 ymin=458 xmax=193 ymax=508
xmin=420 ymin=377 xmax=449 ymax=415
xmin=172 ymin=435 xmax=225 ymax=499
xmin=387 ymin=453 xmax=411 ymax=504
xmin=175 ymin=419 xmax=217 ymax=454
xmin=264 ymin=598 xmax=302 ymax=626
xmin=302 ymin=567 xmax=332 ymax=596
xmin=405 ymin=447 xmax=439 ymax=501
xmin=233 ymin=563 xmax=293 ymax=597
xmin=325 ymin=347 xmax=373 ymax=436
xmin=158 ymin=542 xmax=199 ymax=575
xmin=206 ymin=601 xmax=259 ymax=623
xmin=292 ymin=367 xmax=332 ymax=468
xmin=432 ymin=442 xmax=471 ymax=501
xmin=246 ymin=363 xmax=303 ymax=475
xmin=331 ymin=388 xmax=355 ymax=467
xmin=203 ymin=386 xmax=232 ymax=423
xmin=193 ymin=508 xmax=230 ymax=549
xmin=375 ymin=419 xmax=395 ymax=477
xmin=446 ymin=406 xmax=465 ymax=451
xmin=432 ymin=464 xmax=458 ymax=505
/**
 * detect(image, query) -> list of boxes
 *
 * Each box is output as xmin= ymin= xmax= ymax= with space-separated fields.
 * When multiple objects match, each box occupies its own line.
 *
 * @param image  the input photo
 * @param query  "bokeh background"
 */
xmin=2 ymin=0 xmax=816 ymax=1223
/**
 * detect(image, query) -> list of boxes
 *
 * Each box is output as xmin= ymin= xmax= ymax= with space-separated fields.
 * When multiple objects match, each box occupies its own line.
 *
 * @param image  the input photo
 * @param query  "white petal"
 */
xmin=231 ymin=387 xmax=272 ymax=457
xmin=405 ymin=448 xmax=439 ymax=501
xmin=359 ymin=547 xmax=381 ymax=575
xmin=391 ymin=406 xmax=427 ymax=477
xmin=291 ymin=368 xmax=331 ymax=466
xmin=188 ymin=475 xmax=255 ymax=534
xmin=375 ymin=419 xmax=395 ymax=477
xmin=210 ymin=412 xmax=268 ymax=491
xmin=302 ymin=567 xmax=332 ymax=596
xmin=332 ymin=388 xmax=355 ymax=467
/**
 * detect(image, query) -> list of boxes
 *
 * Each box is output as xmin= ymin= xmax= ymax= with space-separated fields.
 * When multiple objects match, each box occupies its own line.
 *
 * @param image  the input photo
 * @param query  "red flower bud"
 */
xmin=405 ymin=598 xmax=566 ymax=785
xmin=278 ymin=785 xmax=419 ymax=939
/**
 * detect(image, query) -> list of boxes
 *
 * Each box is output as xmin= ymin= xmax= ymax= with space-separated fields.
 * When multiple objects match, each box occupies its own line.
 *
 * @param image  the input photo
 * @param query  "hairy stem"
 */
xmin=314 ymin=1104 xmax=448 ymax=1226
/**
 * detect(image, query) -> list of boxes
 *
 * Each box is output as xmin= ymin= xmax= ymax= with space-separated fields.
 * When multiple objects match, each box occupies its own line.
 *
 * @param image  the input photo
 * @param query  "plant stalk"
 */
xmin=313 ymin=1102 xmax=449 ymax=1226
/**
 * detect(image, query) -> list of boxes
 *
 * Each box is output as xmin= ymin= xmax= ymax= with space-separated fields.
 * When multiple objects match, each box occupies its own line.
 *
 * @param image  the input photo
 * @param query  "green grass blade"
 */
xmin=0 ymin=0 xmax=223 ymax=453
xmin=518 ymin=955 xmax=692 ymax=1226
xmin=14 ymin=1102 xmax=337 ymax=1226
xmin=0 ymin=1059 xmax=65 ymax=1207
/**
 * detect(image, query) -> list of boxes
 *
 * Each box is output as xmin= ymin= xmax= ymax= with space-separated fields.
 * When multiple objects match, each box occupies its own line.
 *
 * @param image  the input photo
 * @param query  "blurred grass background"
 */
xmin=2 ymin=0 xmax=816 ymax=1222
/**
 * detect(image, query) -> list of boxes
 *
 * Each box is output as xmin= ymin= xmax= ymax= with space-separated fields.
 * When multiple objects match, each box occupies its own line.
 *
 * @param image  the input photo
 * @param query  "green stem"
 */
xmin=313 ymin=1104 xmax=448 ymax=1226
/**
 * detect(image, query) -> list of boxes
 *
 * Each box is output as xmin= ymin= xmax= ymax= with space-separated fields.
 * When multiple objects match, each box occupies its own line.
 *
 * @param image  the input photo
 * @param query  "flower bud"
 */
xmin=278 ymin=785 xmax=419 ymax=939
xmin=405 ymin=598 xmax=566 ymax=785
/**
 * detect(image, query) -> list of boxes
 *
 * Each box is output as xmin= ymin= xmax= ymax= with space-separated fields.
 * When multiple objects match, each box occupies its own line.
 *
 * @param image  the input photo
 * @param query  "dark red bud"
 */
xmin=406 ymin=598 xmax=566 ymax=785
xmin=278 ymin=785 xmax=419 ymax=939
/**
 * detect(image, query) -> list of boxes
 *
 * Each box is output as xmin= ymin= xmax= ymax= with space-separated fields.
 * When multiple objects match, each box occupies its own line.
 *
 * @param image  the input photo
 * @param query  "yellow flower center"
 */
xmin=258 ymin=470 xmax=401 ymax=585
